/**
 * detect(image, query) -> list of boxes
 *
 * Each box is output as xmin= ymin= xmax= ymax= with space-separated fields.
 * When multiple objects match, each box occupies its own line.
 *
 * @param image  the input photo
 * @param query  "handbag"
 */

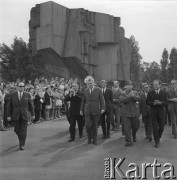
xmin=56 ymin=99 xmax=62 ymax=106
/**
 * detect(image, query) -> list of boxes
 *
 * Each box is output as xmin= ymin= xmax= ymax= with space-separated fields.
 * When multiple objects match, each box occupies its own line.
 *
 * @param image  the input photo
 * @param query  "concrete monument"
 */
xmin=29 ymin=1 xmax=131 ymax=82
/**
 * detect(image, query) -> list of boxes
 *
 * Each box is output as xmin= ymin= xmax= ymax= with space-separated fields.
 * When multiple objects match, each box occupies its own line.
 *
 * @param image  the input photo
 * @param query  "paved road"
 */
xmin=0 ymin=117 xmax=177 ymax=180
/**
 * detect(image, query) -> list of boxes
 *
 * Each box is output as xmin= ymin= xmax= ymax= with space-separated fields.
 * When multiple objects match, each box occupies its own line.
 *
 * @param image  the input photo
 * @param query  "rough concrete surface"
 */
xmin=0 ymin=117 xmax=177 ymax=180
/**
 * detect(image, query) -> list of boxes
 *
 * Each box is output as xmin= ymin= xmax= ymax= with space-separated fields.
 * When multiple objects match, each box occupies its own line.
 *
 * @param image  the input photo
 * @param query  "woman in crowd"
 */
xmin=44 ymin=86 xmax=52 ymax=121
xmin=33 ymin=87 xmax=44 ymax=123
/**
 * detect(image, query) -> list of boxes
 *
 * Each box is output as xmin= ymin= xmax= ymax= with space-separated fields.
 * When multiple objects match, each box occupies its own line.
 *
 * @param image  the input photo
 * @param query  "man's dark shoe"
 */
xmin=107 ymin=135 xmax=110 ymax=139
xmin=93 ymin=141 xmax=97 ymax=145
xmin=68 ymin=139 xmax=74 ymax=142
xmin=19 ymin=146 xmax=24 ymax=150
xmin=155 ymin=143 xmax=160 ymax=148
xmin=79 ymin=135 xmax=83 ymax=138
xmin=125 ymin=142 xmax=131 ymax=147
xmin=149 ymin=137 xmax=152 ymax=142
xmin=133 ymin=136 xmax=137 ymax=142
xmin=102 ymin=135 xmax=106 ymax=139
xmin=174 ymin=135 xmax=177 ymax=139
xmin=87 ymin=139 xmax=92 ymax=144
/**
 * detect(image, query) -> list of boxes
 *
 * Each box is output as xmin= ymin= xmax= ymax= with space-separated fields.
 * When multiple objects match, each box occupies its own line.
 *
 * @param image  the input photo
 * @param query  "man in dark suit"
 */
xmin=140 ymin=84 xmax=152 ymax=141
xmin=7 ymin=82 xmax=35 ymax=150
xmin=146 ymin=80 xmax=167 ymax=148
xmin=65 ymin=83 xmax=84 ymax=142
xmin=80 ymin=76 xmax=105 ymax=145
xmin=100 ymin=80 xmax=113 ymax=139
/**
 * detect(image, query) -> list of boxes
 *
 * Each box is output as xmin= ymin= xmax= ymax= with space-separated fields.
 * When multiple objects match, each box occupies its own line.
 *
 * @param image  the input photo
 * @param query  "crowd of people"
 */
xmin=0 ymin=77 xmax=80 ymax=129
xmin=0 ymin=75 xmax=177 ymax=150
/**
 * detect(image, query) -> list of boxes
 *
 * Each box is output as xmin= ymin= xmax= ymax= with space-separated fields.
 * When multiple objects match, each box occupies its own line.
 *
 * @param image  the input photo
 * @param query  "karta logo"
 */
xmin=104 ymin=158 xmax=176 ymax=179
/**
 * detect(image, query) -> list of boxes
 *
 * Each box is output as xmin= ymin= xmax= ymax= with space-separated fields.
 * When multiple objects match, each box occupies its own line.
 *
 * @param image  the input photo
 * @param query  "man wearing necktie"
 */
xmin=167 ymin=80 xmax=177 ymax=139
xmin=7 ymin=82 xmax=35 ymax=150
xmin=80 ymin=76 xmax=105 ymax=145
xmin=139 ymin=84 xmax=152 ymax=141
xmin=146 ymin=80 xmax=167 ymax=148
xmin=100 ymin=80 xmax=113 ymax=139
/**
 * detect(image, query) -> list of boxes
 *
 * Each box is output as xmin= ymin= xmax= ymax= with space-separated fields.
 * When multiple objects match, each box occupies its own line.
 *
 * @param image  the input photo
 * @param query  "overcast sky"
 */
xmin=0 ymin=0 xmax=177 ymax=63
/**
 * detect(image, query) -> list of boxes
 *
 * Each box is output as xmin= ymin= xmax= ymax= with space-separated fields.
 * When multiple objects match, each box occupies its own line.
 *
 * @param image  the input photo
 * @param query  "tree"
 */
xmin=160 ymin=48 xmax=169 ymax=83
xmin=0 ymin=37 xmax=42 ymax=82
xmin=168 ymin=47 xmax=177 ymax=80
xmin=129 ymin=35 xmax=142 ymax=82
xmin=142 ymin=61 xmax=161 ymax=83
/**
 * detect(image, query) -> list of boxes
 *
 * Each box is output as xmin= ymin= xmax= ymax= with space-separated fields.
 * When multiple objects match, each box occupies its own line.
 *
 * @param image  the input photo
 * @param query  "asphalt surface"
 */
xmin=0 ymin=117 xmax=177 ymax=180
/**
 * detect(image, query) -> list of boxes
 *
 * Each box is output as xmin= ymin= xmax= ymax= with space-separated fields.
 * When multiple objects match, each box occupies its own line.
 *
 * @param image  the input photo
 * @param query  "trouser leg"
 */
xmin=85 ymin=115 xmax=92 ymax=140
xmin=114 ymin=108 xmax=120 ymax=130
xmin=91 ymin=115 xmax=99 ymax=142
xmin=77 ymin=115 xmax=84 ymax=136
xmin=101 ymin=113 xmax=106 ymax=137
xmin=106 ymin=111 xmax=112 ymax=137
xmin=131 ymin=117 xmax=140 ymax=140
xmin=69 ymin=116 xmax=76 ymax=139
xmin=123 ymin=117 xmax=131 ymax=143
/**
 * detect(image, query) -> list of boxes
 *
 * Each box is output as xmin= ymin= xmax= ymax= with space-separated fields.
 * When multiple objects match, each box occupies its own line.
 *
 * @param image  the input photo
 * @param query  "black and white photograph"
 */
xmin=0 ymin=0 xmax=177 ymax=179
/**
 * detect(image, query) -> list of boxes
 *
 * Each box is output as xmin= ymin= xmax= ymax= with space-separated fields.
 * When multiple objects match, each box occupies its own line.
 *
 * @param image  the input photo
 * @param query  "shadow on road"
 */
xmin=33 ymin=134 xmax=107 ymax=167
xmin=0 ymin=145 xmax=19 ymax=157
xmin=40 ymin=130 xmax=69 ymax=142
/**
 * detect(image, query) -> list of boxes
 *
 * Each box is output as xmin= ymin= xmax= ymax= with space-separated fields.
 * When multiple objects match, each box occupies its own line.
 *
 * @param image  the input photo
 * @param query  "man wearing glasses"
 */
xmin=7 ymin=82 xmax=35 ymax=150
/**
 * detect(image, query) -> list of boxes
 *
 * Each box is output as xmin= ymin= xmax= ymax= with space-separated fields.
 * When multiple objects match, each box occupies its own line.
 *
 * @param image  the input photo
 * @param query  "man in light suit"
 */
xmin=167 ymin=79 xmax=177 ymax=139
xmin=7 ymin=82 xmax=35 ymax=150
xmin=100 ymin=80 xmax=113 ymax=139
xmin=80 ymin=76 xmax=105 ymax=145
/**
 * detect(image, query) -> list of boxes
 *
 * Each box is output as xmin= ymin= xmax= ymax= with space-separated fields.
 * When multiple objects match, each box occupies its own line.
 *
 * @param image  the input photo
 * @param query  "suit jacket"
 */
xmin=7 ymin=91 xmax=34 ymax=121
xmin=167 ymin=89 xmax=177 ymax=112
xmin=146 ymin=90 xmax=167 ymax=109
xmin=81 ymin=87 xmax=106 ymax=116
xmin=34 ymin=94 xmax=42 ymax=111
xmin=65 ymin=91 xmax=83 ymax=116
xmin=102 ymin=88 xmax=113 ymax=112
xmin=139 ymin=92 xmax=150 ymax=116
xmin=112 ymin=88 xmax=122 ymax=108
xmin=44 ymin=92 xmax=51 ymax=105
xmin=119 ymin=90 xmax=140 ymax=117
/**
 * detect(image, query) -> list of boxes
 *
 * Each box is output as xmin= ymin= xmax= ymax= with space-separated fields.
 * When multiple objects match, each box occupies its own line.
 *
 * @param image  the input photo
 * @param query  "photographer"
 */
xmin=65 ymin=83 xmax=84 ymax=142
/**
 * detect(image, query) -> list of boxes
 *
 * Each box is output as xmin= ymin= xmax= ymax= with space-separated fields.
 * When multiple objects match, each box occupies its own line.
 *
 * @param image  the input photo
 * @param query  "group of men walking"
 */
xmin=6 ymin=77 xmax=177 ymax=150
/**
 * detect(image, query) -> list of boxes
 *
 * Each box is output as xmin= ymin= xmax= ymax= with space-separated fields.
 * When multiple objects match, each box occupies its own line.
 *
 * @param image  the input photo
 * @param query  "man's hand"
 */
xmin=154 ymin=100 xmax=161 ymax=105
xmin=101 ymin=110 xmax=105 ymax=114
xmin=7 ymin=117 xmax=11 ymax=121
xmin=80 ymin=111 xmax=83 ymax=116
xmin=171 ymin=98 xmax=177 ymax=102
